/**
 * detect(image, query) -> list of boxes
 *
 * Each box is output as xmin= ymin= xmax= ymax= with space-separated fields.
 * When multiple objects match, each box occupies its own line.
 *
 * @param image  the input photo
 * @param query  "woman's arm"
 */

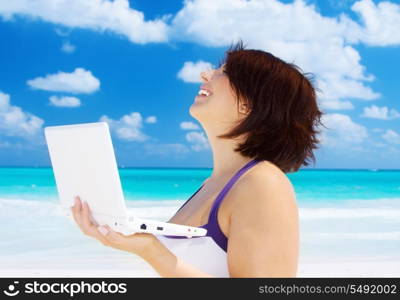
xmin=226 ymin=167 xmax=299 ymax=277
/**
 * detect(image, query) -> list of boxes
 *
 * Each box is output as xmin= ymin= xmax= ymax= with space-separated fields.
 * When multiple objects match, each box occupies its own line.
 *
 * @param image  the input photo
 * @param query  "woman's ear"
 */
xmin=239 ymin=102 xmax=250 ymax=115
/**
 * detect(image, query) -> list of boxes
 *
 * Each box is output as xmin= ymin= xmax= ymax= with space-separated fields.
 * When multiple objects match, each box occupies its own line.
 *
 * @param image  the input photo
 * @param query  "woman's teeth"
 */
xmin=198 ymin=89 xmax=211 ymax=97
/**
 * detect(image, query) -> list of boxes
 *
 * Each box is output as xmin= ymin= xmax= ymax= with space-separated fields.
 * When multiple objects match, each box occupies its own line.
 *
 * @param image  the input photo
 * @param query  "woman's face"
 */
xmin=189 ymin=64 xmax=247 ymax=129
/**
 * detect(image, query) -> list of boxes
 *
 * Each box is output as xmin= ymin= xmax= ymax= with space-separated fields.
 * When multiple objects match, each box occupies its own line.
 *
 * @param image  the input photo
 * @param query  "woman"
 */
xmin=71 ymin=40 xmax=324 ymax=277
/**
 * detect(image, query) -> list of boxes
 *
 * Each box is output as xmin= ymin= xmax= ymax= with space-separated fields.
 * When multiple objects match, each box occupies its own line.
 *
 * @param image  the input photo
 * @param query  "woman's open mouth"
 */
xmin=196 ymin=87 xmax=213 ymax=99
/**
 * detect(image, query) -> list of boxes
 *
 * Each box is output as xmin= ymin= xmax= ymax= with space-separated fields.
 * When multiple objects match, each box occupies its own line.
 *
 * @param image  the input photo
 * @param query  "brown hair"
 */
xmin=217 ymin=40 xmax=325 ymax=173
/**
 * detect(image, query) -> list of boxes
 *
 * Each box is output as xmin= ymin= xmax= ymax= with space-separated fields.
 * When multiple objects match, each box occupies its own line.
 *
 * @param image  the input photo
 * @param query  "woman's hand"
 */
xmin=70 ymin=196 xmax=157 ymax=258
xmin=70 ymin=196 xmax=216 ymax=277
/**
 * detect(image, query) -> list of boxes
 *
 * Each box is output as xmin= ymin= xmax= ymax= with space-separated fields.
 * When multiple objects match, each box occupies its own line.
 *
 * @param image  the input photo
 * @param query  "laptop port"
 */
xmin=140 ymin=223 xmax=147 ymax=230
xmin=157 ymin=226 xmax=163 ymax=231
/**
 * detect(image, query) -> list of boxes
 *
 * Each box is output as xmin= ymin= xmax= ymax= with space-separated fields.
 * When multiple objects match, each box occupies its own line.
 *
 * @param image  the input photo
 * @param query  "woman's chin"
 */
xmin=189 ymin=101 xmax=205 ymax=118
xmin=190 ymin=95 xmax=212 ymax=116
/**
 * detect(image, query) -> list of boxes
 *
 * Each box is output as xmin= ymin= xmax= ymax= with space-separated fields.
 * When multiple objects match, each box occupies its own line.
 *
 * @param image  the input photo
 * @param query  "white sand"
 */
xmin=1 ymin=253 xmax=399 ymax=277
xmin=297 ymin=257 xmax=400 ymax=277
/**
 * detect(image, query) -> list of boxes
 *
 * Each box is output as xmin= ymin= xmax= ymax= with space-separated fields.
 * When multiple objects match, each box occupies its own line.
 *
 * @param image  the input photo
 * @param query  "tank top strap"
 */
xmin=207 ymin=158 xmax=261 ymax=222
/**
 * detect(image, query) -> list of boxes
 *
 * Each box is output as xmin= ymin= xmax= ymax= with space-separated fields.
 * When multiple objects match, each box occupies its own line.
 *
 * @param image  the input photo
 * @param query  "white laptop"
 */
xmin=44 ymin=122 xmax=207 ymax=237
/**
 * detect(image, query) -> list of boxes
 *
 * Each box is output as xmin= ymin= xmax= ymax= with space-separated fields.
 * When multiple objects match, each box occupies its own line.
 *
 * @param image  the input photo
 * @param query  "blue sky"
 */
xmin=0 ymin=0 xmax=399 ymax=169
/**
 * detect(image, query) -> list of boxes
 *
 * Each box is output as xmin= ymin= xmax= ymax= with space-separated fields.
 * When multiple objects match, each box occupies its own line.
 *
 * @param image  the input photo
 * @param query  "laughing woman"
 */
xmin=71 ymin=40 xmax=324 ymax=277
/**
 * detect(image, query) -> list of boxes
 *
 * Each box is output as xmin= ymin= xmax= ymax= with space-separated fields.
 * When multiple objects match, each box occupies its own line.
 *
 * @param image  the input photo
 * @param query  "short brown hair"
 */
xmin=217 ymin=40 xmax=325 ymax=173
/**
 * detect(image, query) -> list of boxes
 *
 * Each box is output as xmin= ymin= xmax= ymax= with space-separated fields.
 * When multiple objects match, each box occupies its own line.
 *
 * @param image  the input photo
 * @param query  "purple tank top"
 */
xmin=162 ymin=158 xmax=262 ymax=252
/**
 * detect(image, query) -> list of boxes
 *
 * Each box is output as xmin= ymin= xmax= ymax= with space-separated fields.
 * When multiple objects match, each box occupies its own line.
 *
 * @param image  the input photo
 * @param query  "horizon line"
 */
xmin=0 ymin=165 xmax=399 ymax=171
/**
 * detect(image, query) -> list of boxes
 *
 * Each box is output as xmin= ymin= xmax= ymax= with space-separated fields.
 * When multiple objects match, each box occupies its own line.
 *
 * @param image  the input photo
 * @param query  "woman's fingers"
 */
xmin=80 ymin=201 xmax=94 ymax=234
xmin=69 ymin=196 xmax=129 ymax=249
xmin=70 ymin=196 xmax=83 ymax=227
xmin=103 ymin=225 xmax=124 ymax=242
xmin=91 ymin=224 xmax=124 ymax=248
xmin=98 ymin=225 xmax=125 ymax=250
xmin=71 ymin=196 xmax=95 ymax=237
xmin=80 ymin=200 xmax=115 ymax=246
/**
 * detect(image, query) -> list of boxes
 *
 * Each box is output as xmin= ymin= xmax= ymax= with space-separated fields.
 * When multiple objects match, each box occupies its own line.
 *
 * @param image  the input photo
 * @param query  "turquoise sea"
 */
xmin=1 ymin=167 xmax=399 ymax=202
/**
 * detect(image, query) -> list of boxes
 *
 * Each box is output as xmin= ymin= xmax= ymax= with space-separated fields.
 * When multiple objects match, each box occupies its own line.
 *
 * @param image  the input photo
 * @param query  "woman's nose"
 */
xmin=200 ymin=69 xmax=212 ymax=82
xmin=200 ymin=71 xmax=208 ymax=82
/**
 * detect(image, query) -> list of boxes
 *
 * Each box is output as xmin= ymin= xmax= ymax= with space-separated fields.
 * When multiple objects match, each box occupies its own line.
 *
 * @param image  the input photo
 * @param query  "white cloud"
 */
xmin=177 ymin=60 xmax=213 ymax=83
xmin=382 ymin=129 xmax=400 ymax=145
xmin=0 ymin=0 xmax=169 ymax=44
xmin=99 ymin=112 xmax=149 ymax=142
xmin=54 ymin=27 xmax=70 ymax=37
xmin=316 ymin=73 xmax=379 ymax=110
xmin=61 ymin=41 xmax=76 ymax=53
xmin=0 ymin=92 xmax=44 ymax=139
xmin=318 ymin=98 xmax=354 ymax=111
xmin=170 ymin=0 xmax=386 ymax=109
xmin=351 ymin=0 xmax=400 ymax=46
xmin=49 ymin=95 xmax=81 ymax=107
xmin=145 ymin=116 xmax=157 ymax=123
xmin=185 ymin=131 xmax=210 ymax=151
xmin=5 ymin=0 xmax=397 ymax=48
xmin=180 ymin=121 xmax=200 ymax=130
xmin=27 ymin=68 xmax=100 ymax=94
xmin=361 ymin=105 xmax=400 ymax=120
xmin=319 ymin=113 xmax=368 ymax=147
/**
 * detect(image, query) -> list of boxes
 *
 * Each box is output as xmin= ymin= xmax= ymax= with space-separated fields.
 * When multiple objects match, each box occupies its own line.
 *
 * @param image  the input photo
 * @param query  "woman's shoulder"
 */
xmin=240 ymin=160 xmax=293 ymax=190
xmin=228 ymin=160 xmax=296 ymax=210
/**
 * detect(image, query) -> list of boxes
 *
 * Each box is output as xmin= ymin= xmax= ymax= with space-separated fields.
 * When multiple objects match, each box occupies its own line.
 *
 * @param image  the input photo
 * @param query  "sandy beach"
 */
xmin=1 ymin=250 xmax=399 ymax=277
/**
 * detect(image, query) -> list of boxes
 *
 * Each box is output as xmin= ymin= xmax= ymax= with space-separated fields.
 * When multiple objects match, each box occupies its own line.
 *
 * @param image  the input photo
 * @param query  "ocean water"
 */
xmin=1 ymin=167 xmax=399 ymax=202
xmin=0 ymin=167 xmax=399 ymax=276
